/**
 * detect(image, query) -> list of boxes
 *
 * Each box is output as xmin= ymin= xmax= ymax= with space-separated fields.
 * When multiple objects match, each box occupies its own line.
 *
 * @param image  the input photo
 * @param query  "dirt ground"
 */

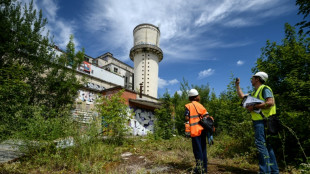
xmin=113 ymin=152 xmax=258 ymax=174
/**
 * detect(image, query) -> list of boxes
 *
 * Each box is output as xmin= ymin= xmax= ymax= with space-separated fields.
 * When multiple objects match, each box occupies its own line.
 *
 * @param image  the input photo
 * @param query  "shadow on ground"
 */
xmin=214 ymin=163 xmax=257 ymax=174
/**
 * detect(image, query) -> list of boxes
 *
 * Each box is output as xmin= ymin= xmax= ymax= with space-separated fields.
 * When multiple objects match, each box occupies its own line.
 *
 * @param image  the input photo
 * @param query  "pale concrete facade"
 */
xmin=94 ymin=52 xmax=134 ymax=90
xmin=130 ymin=24 xmax=163 ymax=98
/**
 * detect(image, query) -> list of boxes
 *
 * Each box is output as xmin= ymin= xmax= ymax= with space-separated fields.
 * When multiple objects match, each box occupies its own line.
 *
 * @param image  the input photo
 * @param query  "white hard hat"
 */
xmin=188 ymin=89 xmax=199 ymax=97
xmin=254 ymin=72 xmax=268 ymax=82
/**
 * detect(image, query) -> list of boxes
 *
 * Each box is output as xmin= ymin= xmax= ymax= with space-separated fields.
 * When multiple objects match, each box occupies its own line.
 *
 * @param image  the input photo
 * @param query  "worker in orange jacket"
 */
xmin=185 ymin=89 xmax=208 ymax=173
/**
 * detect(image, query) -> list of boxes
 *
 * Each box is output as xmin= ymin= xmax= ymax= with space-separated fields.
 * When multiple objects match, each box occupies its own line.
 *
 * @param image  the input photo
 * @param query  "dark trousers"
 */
xmin=192 ymin=129 xmax=207 ymax=173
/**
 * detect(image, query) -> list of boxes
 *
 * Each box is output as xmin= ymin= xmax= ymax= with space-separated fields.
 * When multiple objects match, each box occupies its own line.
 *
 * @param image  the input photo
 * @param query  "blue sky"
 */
xmin=19 ymin=0 xmax=303 ymax=97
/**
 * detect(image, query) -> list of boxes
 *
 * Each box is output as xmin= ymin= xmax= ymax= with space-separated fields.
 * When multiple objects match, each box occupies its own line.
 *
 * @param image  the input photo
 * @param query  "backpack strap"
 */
xmin=192 ymin=103 xmax=200 ymax=116
xmin=192 ymin=102 xmax=208 ymax=118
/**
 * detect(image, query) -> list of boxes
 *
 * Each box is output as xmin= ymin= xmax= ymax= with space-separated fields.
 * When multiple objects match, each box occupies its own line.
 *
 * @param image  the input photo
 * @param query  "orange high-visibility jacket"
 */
xmin=185 ymin=101 xmax=208 ymax=137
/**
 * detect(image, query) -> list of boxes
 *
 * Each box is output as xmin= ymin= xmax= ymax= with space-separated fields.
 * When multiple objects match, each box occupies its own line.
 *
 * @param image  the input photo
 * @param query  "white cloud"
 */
xmin=237 ymin=60 xmax=244 ymax=66
xmin=18 ymin=0 xmax=79 ymax=49
xmin=41 ymin=0 xmax=58 ymax=22
xmin=51 ymin=21 xmax=79 ymax=48
xmin=158 ymin=77 xmax=179 ymax=89
xmin=81 ymin=0 xmax=292 ymax=61
xmin=224 ymin=18 xmax=256 ymax=27
xmin=176 ymin=90 xmax=182 ymax=95
xmin=21 ymin=0 xmax=294 ymax=61
xmin=168 ymin=79 xmax=179 ymax=85
xmin=198 ymin=69 xmax=215 ymax=79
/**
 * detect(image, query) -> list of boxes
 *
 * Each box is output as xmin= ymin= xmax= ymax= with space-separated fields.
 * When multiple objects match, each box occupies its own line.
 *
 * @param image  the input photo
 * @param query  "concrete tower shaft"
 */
xmin=130 ymin=24 xmax=163 ymax=98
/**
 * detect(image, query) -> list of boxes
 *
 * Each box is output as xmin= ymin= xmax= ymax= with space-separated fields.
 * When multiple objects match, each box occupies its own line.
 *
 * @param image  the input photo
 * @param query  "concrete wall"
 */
xmin=131 ymin=24 xmax=162 ymax=98
xmin=133 ymin=24 xmax=160 ymax=47
xmin=90 ymin=65 xmax=124 ymax=86
xmin=133 ymin=52 xmax=159 ymax=98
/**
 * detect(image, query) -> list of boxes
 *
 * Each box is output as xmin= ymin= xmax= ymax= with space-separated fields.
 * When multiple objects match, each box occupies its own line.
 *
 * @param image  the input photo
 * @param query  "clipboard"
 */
xmin=241 ymin=95 xmax=264 ymax=113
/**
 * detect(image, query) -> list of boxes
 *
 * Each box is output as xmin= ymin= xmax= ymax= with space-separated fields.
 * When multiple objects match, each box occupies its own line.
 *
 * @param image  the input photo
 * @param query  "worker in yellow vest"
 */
xmin=235 ymin=72 xmax=279 ymax=174
xmin=185 ymin=89 xmax=208 ymax=173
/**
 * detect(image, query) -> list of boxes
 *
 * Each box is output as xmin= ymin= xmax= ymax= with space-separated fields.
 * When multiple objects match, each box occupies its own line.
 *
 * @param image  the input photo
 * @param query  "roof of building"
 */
xmin=96 ymin=52 xmax=134 ymax=69
xmin=133 ymin=23 xmax=160 ymax=33
xmin=129 ymin=99 xmax=162 ymax=110
xmin=101 ymin=86 xmax=162 ymax=110
xmin=101 ymin=86 xmax=155 ymax=98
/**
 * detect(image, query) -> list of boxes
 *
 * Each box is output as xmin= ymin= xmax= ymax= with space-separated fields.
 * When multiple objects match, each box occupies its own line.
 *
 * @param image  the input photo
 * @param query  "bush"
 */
xmin=95 ymin=90 xmax=133 ymax=145
xmin=154 ymin=92 xmax=174 ymax=139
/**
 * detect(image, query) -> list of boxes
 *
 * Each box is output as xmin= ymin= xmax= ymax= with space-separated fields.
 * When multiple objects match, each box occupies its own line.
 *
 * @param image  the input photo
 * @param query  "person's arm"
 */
xmin=247 ymin=97 xmax=274 ymax=111
xmin=247 ymin=88 xmax=275 ymax=111
xmin=235 ymin=78 xmax=245 ymax=99
xmin=255 ymin=97 xmax=274 ymax=109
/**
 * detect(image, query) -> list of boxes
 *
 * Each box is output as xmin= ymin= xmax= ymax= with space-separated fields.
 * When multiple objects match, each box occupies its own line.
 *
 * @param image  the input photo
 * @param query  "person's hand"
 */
xmin=235 ymin=78 xmax=240 ymax=86
xmin=246 ymin=105 xmax=254 ymax=112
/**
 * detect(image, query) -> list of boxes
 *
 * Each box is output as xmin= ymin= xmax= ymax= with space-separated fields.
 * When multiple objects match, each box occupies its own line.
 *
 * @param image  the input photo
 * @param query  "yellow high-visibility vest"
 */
xmin=250 ymin=85 xmax=276 ymax=121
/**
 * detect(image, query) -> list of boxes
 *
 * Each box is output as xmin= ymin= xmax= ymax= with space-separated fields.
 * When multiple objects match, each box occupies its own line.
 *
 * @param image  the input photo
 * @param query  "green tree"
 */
xmin=173 ymin=91 xmax=188 ymax=135
xmin=154 ymin=91 xmax=174 ymax=139
xmin=192 ymin=84 xmax=211 ymax=106
xmin=254 ymin=23 xmax=310 ymax=164
xmin=95 ymin=90 xmax=132 ymax=144
xmin=205 ymin=75 xmax=249 ymax=134
xmin=44 ymin=35 xmax=84 ymax=118
xmin=0 ymin=0 xmax=84 ymax=141
xmin=296 ymin=0 xmax=310 ymax=35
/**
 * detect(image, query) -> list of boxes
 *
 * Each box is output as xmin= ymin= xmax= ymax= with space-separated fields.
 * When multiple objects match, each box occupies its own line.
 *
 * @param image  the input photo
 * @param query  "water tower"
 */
xmin=130 ymin=24 xmax=163 ymax=98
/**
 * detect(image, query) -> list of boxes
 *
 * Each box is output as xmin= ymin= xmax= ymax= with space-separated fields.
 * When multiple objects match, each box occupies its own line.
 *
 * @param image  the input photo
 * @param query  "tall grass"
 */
xmin=1 ymin=134 xmax=306 ymax=173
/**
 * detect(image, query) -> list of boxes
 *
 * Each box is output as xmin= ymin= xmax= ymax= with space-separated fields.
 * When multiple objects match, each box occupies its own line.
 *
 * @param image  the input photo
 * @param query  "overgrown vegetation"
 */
xmin=0 ymin=0 xmax=309 ymax=173
xmin=0 ymin=0 xmax=84 ymax=143
xmin=154 ymin=92 xmax=174 ymax=139
xmin=254 ymin=23 xmax=310 ymax=166
xmin=95 ymin=90 xmax=133 ymax=145
xmin=154 ymin=23 xmax=310 ymax=171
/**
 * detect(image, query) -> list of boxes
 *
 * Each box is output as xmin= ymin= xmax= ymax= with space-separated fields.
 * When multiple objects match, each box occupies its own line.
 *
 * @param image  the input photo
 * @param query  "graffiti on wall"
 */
xmin=78 ymin=90 xmax=99 ymax=104
xmin=79 ymin=61 xmax=91 ymax=73
xmin=129 ymin=108 xmax=154 ymax=136
xmin=85 ymin=82 xmax=105 ymax=91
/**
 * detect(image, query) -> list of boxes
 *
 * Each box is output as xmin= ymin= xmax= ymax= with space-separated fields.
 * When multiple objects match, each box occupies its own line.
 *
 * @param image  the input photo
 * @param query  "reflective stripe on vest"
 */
xmin=250 ymin=85 xmax=277 ymax=121
xmin=185 ymin=101 xmax=207 ymax=137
